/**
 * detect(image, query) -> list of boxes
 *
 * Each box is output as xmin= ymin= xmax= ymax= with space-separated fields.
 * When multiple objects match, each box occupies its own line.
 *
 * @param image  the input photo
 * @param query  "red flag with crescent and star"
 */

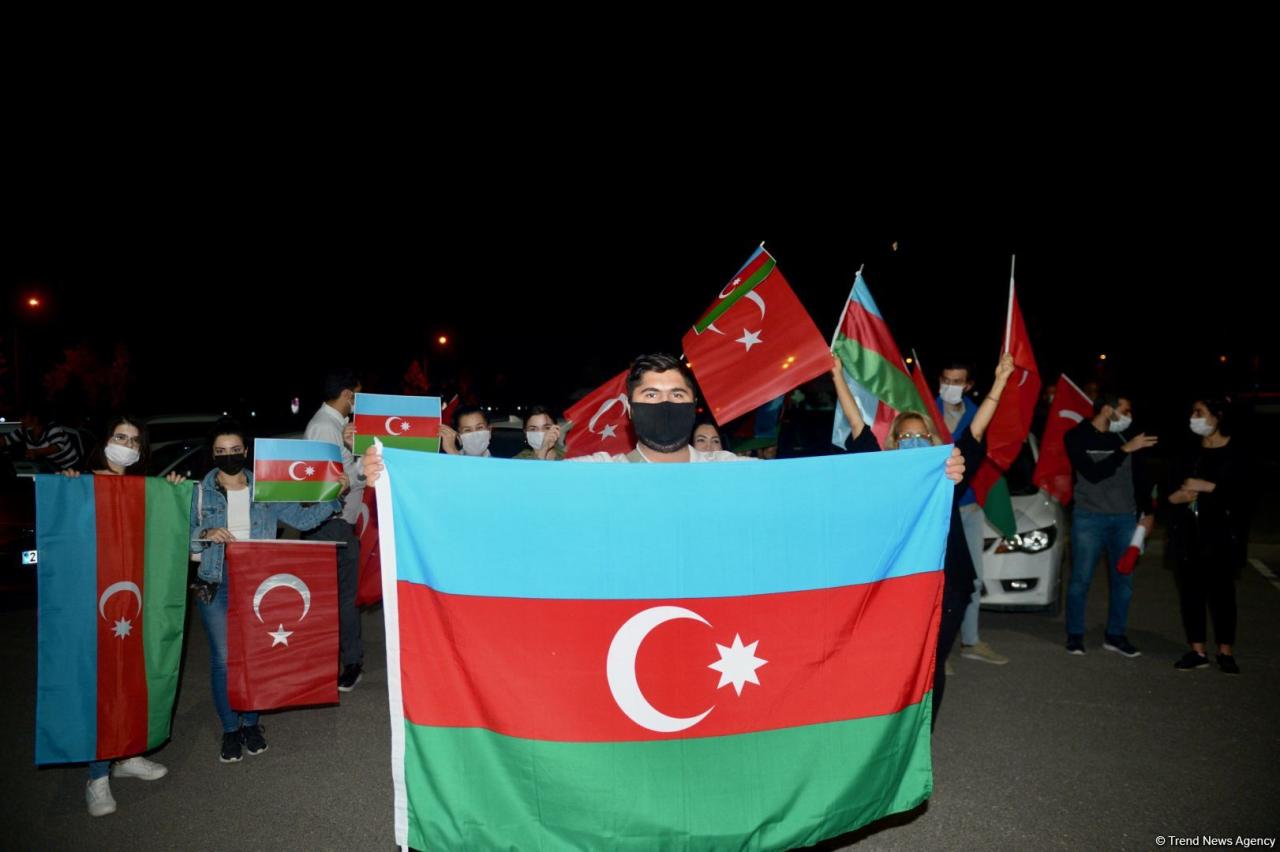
xmin=564 ymin=370 xmax=635 ymax=458
xmin=224 ymin=541 xmax=340 ymax=710
xmin=682 ymin=247 xmax=831 ymax=424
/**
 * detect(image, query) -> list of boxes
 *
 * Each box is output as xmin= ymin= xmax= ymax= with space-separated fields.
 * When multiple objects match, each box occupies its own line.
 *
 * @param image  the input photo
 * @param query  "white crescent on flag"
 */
xmin=253 ymin=573 xmax=312 ymax=623
xmin=606 ymin=606 xmax=715 ymax=733
xmin=288 ymin=461 xmax=308 ymax=481
xmin=706 ymin=286 xmax=767 ymax=337
xmin=385 ymin=416 xmax=409 ymax=435
xmin=588 ymin=394 xmax=630 ymax=435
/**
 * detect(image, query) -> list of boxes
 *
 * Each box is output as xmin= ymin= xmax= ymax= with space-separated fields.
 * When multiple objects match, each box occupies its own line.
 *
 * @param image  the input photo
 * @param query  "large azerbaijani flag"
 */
xmin=375 ymin=447 xmax=954 ymax=850
xmin=831 ymin=270 xmax=928 ymax=448
xmin=252 ymin=438 xmax=345 ymax=503
xmin=353 ymin=393 xmax=441 ymax=454
xmin=34 ymin=475 xmax=193 ymax=764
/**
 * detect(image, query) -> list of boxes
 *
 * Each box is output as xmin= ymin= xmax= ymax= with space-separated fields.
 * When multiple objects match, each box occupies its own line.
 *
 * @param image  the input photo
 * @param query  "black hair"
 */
xmin=1194 ymin=396 xmax=1233 ymax=438
xmin=1093 ymin=391 xmax=1129 ymax=416
xmin=321 ymin=368 xmax=360 ymax=402
xmin=939 ymin=362 xmax=973 ymax=381
xmin=453 ymin=405 xmax=489 ymax=429
xmin=626 ymin=353 xmax=697 ymax=399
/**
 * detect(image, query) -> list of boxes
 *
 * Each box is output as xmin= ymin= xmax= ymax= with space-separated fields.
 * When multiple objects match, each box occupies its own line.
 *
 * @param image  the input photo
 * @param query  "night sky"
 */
xmin=4 ymin=188 xmax=1269 ymax=443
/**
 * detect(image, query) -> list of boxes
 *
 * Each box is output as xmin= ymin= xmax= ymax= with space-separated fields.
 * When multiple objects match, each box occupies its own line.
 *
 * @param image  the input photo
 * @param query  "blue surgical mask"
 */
xmin=897 ymin=437 xmax=932 ymax=450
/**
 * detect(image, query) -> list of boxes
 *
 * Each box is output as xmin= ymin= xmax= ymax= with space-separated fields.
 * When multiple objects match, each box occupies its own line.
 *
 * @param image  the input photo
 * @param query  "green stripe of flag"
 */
xmin=693 ymin=258 xmax=777 ymax=334
xmin=353 ymin=435 xmax=439 ymax=455
xmin=980 ymin=475 xmax=1017 ymax=538
xmin=401 ymin=696 xmax=932 ymax=851
xmin=833 ymin=335 xmax=927 ymax=417
xmin=142 ymin=478 xmax=194 ymax=749
xmin=253 ymin=481 xmax=343 ymax=503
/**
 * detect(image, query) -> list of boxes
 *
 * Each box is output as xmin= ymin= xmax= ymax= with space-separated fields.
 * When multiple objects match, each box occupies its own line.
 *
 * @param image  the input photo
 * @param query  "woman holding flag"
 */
xmin=834 ymin=352 xmax=1015 ymax=727
xmin=62 ymin=416 xmax=186 ymax=817
xmin=189 ymin=419 xmax=344 ymax=764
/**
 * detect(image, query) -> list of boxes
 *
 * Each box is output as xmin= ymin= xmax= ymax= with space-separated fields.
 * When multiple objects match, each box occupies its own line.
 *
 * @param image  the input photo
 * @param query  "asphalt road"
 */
xmin=3 ymin=539 xmax=1278 ymax=851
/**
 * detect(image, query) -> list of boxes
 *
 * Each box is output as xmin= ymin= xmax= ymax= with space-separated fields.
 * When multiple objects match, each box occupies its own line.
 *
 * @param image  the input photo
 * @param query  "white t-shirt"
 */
xmin=572 ymin=445 xmax=755 ymax=463
xmin=226 ymin=488 xmax=252 ymax=541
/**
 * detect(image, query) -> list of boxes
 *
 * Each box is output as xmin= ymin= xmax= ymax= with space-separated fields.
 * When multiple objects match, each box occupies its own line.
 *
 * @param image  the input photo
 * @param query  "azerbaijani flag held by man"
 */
xmin=34 ymin=475 xmax=193 ymax=764
xmin=682 ymin=246 xmax=831 ymax=425
xmin=832 ymin=271 xmax=927 ymax=448
xmin=375 ymin=446 xmax=954 ymax=850
xmin=252 ymin=438 xmax=344 ymax=503
xmin=354 ymin=393 xmax=441 ymax=454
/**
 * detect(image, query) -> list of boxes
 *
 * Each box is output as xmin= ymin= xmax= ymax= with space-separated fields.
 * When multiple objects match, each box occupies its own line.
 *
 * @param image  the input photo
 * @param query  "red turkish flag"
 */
xmin=1032 ymin=374 xmax=1094 ymax=505
xmin=225 ymin=541 xmax=340 ymax=711
xmin=355 ymin=486 xmax=381 ymax=606
xmin=985 ymin=279 xmax=1041 ymax=470
xmin=564 ymin=370 xmax=634 ymax=458
xmin=682 ymin=248 xmax=831 ymax=424
xmin=909 ymin=355 xmax=952 ymax=445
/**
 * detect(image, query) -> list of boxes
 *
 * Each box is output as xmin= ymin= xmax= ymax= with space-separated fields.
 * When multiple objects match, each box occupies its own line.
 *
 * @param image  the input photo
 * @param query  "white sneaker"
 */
xmin=86 ymin=777 xmax=117 ymax=817
xmin=112 ymin=756 xmax=168 ymax=781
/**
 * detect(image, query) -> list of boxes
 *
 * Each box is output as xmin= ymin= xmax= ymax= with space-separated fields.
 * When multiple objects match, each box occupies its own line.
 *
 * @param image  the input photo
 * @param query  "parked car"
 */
xmin=979 ymin=435 xmax=1067 ymax=613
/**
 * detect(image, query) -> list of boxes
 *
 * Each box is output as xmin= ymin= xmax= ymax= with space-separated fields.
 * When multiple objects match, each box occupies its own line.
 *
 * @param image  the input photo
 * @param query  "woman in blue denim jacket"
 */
xmin=189 ymin=419 xmax=341 ymax=764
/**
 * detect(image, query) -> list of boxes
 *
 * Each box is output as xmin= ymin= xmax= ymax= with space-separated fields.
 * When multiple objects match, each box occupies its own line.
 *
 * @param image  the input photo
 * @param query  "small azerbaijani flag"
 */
xmin=35 ymin=475 xmax=193 ymax=764
xmin=353 ymin=393 xmax=442 ymax=454
xmin=252 ymin=439 xmax=345 ymax=503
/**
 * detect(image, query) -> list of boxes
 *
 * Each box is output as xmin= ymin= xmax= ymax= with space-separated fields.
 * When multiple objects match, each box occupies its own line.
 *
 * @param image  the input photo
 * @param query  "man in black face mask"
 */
xmin=573 ymin=354 xmax=745 ymax=463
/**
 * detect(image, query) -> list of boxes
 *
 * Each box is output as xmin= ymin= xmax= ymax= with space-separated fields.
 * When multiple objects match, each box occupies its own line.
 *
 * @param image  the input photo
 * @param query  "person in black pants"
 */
xmin=1164 ymin=398 xmax=1254 ymax=675
xmin=834 ymin=352 xmax=1015 ymax=727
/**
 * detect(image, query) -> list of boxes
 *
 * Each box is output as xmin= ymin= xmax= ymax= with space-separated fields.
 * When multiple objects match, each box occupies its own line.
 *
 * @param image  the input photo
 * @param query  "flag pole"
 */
xmin=830 ymin=264 xmax=866 ymax=351
xmin=1004 ymin=254 xmax=1016 ymax=355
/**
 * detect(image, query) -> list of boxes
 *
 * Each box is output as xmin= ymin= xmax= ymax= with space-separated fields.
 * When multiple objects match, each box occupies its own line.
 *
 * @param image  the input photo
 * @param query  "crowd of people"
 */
xmin=6 ymin=351 xmax=1256 ymax=818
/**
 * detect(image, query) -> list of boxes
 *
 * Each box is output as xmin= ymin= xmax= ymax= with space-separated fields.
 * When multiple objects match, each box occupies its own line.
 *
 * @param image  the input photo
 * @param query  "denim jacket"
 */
xmin=190 ymin=468 xmax=341 ymax=582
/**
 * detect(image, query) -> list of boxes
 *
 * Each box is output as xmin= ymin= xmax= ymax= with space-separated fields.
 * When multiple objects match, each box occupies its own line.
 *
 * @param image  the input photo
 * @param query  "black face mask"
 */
xmin=215 ymin=453 xmax=247 ymax=475
xmin=630 ymin=401 xmax=697 ymax=453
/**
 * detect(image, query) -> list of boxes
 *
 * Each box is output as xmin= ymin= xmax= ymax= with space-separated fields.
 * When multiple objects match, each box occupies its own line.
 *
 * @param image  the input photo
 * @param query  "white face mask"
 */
xmin=460 ymin=430 xmax=491 ymax=456
xmin=105 ymin=443 xmax=140 ymax=469
xmin=1190 ymin=417 xmax=1215 ymax=437
xmin=1109 ymin=413 xmax=1132 ymax=433
xmin=939 ymin=385 xmax=965 ymax=405
xmin=526 ymin=430 xmax=546 ymax=451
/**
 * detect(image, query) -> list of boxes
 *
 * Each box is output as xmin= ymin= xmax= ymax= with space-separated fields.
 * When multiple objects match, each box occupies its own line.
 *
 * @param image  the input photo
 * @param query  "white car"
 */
xmin=978 ymin=435 xmax=1067 ymax=613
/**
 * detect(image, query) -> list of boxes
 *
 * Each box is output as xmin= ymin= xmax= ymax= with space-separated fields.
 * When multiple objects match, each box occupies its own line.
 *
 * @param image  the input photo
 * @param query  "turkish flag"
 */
xmin=355 ymin=487 xmax=382 ymax=607
xmin=564 ymin=371 xmax=634 ymax=458
xmin=985 ymin=280 xmax=1041 ymax=469
xmin=225 ymin=541 xmax=340 ymax=711
xmin=682 ymin=248 xmax=831 ymax=425
xmin=909 ymin=357 xmax=952 ymax=444
xmin=1032 ymin=374 xmax=1094 ymax=505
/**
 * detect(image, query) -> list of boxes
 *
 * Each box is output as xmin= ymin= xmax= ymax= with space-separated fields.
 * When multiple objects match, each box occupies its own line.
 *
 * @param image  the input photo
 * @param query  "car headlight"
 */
xmin=995 ymin=525 xmax=1056 ymax=554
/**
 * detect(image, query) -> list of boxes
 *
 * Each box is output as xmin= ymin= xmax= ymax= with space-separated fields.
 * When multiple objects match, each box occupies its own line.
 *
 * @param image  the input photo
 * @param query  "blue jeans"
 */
xmin=1066 ymin=509 xmax=1138 ymax=637
xmin=89 ymin=760 xmax=110 ymax=780
xmin=958 ymin=506 xmax=986 ymax=646
xmin=196 ymin=580 xmax=260 ymax=733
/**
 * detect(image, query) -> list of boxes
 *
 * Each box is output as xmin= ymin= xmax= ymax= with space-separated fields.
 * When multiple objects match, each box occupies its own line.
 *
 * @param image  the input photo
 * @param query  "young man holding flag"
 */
xmin=937 ymin=362 xmax=1009 ymax=667
xmin=303 ymin=368 xmax=366 ymax=692
xmin=1062 ymin=392 xmax=1157 ymax=657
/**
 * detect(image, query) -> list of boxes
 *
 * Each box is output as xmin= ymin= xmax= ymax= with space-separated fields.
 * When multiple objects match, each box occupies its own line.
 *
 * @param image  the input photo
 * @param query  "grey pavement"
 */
xmin=3 ymin=542 xmax=1279 ymax=851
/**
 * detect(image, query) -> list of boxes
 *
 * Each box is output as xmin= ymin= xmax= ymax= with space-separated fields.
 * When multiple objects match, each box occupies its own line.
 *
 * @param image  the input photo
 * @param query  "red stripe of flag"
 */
xmin=253 ymin=460 xmax=345 ymax=483
xmin=398 ymin=571 xmax=941 ymax=742
xmin=353 ymin=414 xmax=440 ymax=440
xmin=95 ymin=476 xmax=149 ymax=760
xmin=840 ymin=301 xmax=908 ymax=367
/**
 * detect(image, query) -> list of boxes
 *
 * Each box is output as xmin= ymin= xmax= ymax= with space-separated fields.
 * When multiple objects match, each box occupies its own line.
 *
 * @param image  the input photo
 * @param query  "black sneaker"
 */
xmin=1103 ymin=634 xmax=1141 ymax=658
xmin=338 ymin=664 xmax=363 ymax=693
xmin=1174 ymin=651 xmax=1210 ymax=670
xmin=241 ymin=724 xmax=268 ymax=755
xmin=1217 ymin=654 xmax=1240 ymax=675
xmin=220 ymin=731 xmax=243 ymax=763
xmin=1066 ymin=635 xmax=1086 ymax=655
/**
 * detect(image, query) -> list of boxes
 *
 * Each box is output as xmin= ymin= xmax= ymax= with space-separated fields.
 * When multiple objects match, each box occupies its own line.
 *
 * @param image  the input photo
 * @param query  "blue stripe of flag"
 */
xmin=384 ymin=445 xmax=953 ymax=601
xmin=356 ymin=393 xmax=441 ymax=419
xmin=34 ymin=475 xmax=99 ymax=764
xmin=254 ymin=438 xmax=342 ymax=462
